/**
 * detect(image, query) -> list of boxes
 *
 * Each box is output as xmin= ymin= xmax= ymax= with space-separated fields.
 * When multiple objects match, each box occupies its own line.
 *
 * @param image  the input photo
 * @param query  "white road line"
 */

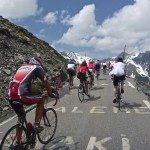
xmin=143 ymin=100 xmax=150 ymax=109
xmin=86 ymin=137 xmax=112 ymax=150
xmin=0 ymin=105 xmax=36 ymax=127
xmin=0 ymin=115 xmax=17 ymax=126
xmin=127 ymin=81 xmax=135 ymax=88
xmin=101 ymin=83 xmax=108 ymax=86
xmin=72 ymin=107 xmax=83 ymax=113
xmin=122 ymin=137 xmax=130 ymax=150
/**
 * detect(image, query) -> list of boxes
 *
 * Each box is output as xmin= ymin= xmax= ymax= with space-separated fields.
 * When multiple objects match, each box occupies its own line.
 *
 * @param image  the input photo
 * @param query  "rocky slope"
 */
xmin=0 ymin=16 xmax=67 ymax=104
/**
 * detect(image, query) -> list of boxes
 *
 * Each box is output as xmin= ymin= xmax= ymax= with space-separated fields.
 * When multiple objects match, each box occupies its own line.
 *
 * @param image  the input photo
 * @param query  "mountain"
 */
xmin=0 ymin=16 xmax=67 ymax=104
xmin=60 ymin=51 xmax=92 ymax=64
xmin=125 ymin=51 xmax=150 ymax=83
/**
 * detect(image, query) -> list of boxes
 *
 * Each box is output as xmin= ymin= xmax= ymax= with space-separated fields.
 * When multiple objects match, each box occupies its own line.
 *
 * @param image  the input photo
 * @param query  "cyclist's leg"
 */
xmin=83 ymin=75 xmax=88 ymax=94
xmin=113 ymin=76 xmax=119 ymax=102
xmin=9 ymin=101 xmax=25 ymax=144
xmin=21 ymin=95 xmax=44 ymax=128
xmin=120 ymin=75 xmax=125 ymax=93
xmin=70 ymin=71 xmax=74 ymax=86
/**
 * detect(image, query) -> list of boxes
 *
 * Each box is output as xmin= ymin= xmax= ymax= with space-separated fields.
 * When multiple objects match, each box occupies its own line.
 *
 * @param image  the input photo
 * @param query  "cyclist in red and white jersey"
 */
xmin=87 ymin=59 xmax=95 ymax=88
xmin=8 ymin=57 xmax=56 ymax=132
xmin=77 ymin=60 xmax=90 ymax=96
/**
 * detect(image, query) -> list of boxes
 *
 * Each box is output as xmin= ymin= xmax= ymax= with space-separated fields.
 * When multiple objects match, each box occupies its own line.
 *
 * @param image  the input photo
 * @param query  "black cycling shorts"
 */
xmin=103 ymin=65 xmax=107 ymax=69
xmin=77 ymin=73 xmax=87 ymax=83
xmin=67 ymin=68 xmax=75 ymax=76
xmin=113 ymin=75 xmax=125 ymax=86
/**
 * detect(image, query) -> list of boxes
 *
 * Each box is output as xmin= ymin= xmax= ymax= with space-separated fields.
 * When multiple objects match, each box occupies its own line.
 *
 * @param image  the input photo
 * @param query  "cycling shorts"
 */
xmin=67 ymin=68 xmax=75 ymax=76
xmin=9 ymin=93 xmax=43 ymax=117
xmin=9 ymin=93 xmax=43 ymax=105
xmin=103 ymin=65 xmax=107 ymax=69
xmin=77 ymin=73 xmax=87 ymax=83
xmin=113 ymin=75 xmax=125 ymax=86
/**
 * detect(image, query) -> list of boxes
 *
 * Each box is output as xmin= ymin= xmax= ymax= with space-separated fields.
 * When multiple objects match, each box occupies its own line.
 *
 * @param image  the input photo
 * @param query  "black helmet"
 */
xmin=117 ymin=57 xmax=123 ymax=62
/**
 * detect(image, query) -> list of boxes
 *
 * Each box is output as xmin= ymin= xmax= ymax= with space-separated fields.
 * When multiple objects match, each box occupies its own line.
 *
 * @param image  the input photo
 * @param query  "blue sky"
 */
xmin=0 ymin=0 xmax=150 ymax=59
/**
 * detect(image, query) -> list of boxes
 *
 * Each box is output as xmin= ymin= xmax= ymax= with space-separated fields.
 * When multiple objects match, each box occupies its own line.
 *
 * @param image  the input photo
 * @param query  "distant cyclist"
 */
xmin=67 ymin=59 xmax=76 ymax=86
xmin=8 ymin=57 xmax=57 ymax=147
xmin=95 ymin=60 xmax=101 ymax=79
xmin=102 ymin=62 xmax=107 ymax=74
xmin=88 ymin=59 xmax=95 ymax=88
xmin=77 ymin=60 xmax=90 ymax=96
xmin=109 ymin=57 xmax=126 ymax=103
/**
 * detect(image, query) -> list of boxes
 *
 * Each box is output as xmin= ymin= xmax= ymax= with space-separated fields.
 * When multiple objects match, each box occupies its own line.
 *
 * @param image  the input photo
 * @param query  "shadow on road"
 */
xmin=92 ymin=86 xmax=104 ymax=90
xmin=84 ymin=96 xmax=101 ymax=102
xmin=99 ymin=78 xmax=107 ymax=80
xmin=117 ymin=101 xmax=142 ymax=111
xmin=43 ymin=136 xmax=80 ymax=150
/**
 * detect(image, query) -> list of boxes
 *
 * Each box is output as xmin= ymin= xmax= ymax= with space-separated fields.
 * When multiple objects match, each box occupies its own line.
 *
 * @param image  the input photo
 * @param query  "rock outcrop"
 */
xmin=0 ymin=16 xmax=67 ymax=104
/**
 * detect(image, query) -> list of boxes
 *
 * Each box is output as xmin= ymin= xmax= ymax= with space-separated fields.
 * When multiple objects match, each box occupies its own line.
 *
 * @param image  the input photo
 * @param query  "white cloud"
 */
xmin=60 ymin=10 xmax=70 ymax=25
xmin=0 ymin=0 xmax=40 ymax=19
xmin=36 ymin=29 xmax=46 ymax=39
xmin=58 ymin=0 xmax=150 ymax=54
xmin=42 ymin=11 xmax=58 ymax=25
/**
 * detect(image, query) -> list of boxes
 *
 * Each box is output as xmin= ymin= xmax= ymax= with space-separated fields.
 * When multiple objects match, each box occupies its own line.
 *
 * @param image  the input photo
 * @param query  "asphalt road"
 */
xmin=0 ymin=72 xmax=150 ymax=150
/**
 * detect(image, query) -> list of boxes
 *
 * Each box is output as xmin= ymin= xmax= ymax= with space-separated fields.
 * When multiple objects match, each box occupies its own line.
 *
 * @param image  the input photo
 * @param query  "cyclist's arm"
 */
xmin=35 ymin=67 xmax=52 ymax=96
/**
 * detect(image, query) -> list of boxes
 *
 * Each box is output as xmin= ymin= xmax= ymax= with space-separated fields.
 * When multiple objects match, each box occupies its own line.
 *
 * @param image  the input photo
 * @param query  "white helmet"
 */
xmin=29 ymin=57 xmax=41 ymax=66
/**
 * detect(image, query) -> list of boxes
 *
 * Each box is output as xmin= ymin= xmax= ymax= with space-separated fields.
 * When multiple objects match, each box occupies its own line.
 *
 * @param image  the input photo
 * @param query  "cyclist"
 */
xmin=102 ymin=62 xmax=107 ymax=74
xmin=77 ymin=60 xmax=90 ymax=96
xmin=8 ymin=57 xmax=57 ymax=147
xmin=109 ymin=57 xmax=126 ymax=103
xmin=87 ymin=59 xmax=95 ymax=88
xmin=94 ymin=60 xmax=101 ymax=79
xmin=67 ymin=59 xmax=76 ymax=86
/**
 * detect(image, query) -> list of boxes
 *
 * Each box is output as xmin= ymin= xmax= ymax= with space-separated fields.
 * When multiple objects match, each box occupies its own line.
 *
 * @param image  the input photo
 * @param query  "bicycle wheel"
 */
xmin=37 ymin=108 xmax=57 ymax=144
xmin=87 ymin=82 xmax=91 ymax=96
xmin=0 ymin=124 xmax=28 ymax=150
xmin=78 ymin=84 xmax=85 ymax=102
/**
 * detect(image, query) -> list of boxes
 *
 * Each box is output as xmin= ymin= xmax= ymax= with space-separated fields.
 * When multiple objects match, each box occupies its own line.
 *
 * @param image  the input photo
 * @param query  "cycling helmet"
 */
xmin=117 ymin=57 xmax=123 ymax=62
xmin=29 ymin=57 xmax=42 ymax=66
xmin=89 ymin=59 xmax=93 ymax=63
xmin=81 ymin=60 xmax=87 ymax=66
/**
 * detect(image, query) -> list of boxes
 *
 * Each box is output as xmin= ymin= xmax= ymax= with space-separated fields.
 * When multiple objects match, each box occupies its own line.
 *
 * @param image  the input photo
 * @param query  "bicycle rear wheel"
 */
xmin=0 ymin=124 xmax=28 ymax=150
xmin=78 ymin=84 xmax=85 ymax=102
xmin=37 ymin=108 xmax=57 ymax=144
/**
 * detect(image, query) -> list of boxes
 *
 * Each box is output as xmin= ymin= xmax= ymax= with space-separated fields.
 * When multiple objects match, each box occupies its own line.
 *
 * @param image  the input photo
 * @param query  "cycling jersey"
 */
xmin=88 ymin=63 xmax=95 ymax=70
xmin=67 ymin=63 xmax=75 ymax=70
xmin=78 ymin=66 xmax=88 ymax=74
xmin=109 ymin=62 xmax=125 ymax=76
xmin=95 ymin=63 xmax=101 ymax=70
xmin=8 ymin=64 xmax=46 ymax=101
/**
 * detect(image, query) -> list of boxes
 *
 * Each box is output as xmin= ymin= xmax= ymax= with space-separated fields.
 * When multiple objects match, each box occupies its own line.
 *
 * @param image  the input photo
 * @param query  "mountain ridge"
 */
xmin=0 ymin=16 xmax=67 ymax=104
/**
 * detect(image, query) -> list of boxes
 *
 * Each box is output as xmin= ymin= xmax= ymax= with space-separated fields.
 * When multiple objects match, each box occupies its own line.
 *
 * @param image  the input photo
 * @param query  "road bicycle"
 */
xmin=116 ymin=80 xmax=123 ymax=110
xmin=0 ymin=93 xmax=59 ymax=150
xmin=95 ymin=69 xmax=100 ymax=80
xmin=78 ymin=80 xmax=91 ymax=102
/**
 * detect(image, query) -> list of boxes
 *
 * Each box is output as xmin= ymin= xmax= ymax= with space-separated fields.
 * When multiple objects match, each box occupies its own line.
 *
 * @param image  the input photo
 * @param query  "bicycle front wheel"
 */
xmin=37 ymin=108 xmax=57 ymax=144
xmin=0 ymin=124 xmax=28 ymax=150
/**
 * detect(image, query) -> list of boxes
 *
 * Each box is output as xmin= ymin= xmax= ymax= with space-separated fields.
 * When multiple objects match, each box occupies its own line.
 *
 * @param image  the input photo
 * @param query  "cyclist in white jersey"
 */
xmin=109 ymin=57 xmax=126 ymax=103
xmin=67 ymin=59 xmax=76 ymax=86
